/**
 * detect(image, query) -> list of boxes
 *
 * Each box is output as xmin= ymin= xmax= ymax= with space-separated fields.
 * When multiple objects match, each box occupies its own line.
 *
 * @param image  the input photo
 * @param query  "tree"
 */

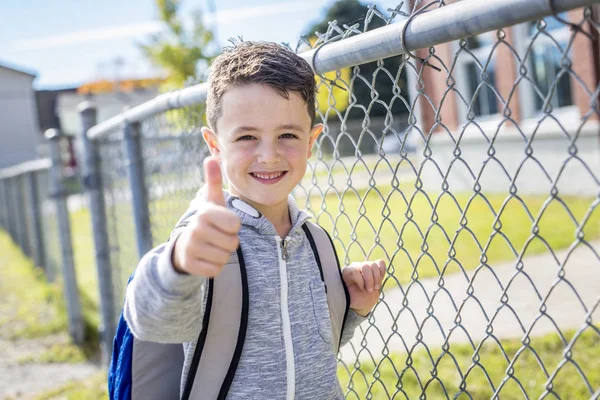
xmin=140 ymin=0 xmax=214 ymax=129
xmin=140 ymin=0 xmax=214 ymax=91
xmin=306 ymin=0 xmax=410 ymax=120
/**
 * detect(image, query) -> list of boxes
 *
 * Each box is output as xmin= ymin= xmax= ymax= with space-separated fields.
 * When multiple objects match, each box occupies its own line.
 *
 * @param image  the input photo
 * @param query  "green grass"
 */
xmin=0 ymin=230 xmax=94 ymax=367
xmin=298 ymin=185 xmax=600 ymax=283
xmin=70 ymin=207 xmax=101 ymax=330
xmin=17 ymin=342 xmax=87 ymax=365
xmin=33 ymin=372 xmax=108 ymax=400
xmin=0 ymin=221 xmax=100 ymax=359
xmin=0 ymin=230 xmax=68 ymax=340
xmin=339 ymin=327 xmax=600 ymax=399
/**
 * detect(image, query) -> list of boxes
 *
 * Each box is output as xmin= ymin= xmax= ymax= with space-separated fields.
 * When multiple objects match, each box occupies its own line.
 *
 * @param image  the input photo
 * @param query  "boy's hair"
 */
xmin=206 ymin=40 xmax=317 ymax=131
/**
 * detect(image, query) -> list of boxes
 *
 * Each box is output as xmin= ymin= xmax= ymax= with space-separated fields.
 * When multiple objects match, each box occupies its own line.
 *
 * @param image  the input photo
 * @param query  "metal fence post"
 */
xmin=11 ymin=175 xmax=28 ymax=254
xmin=78 ymin=101 xmax=116 ymax=364
xmin=20 ymin=174 xmax=33 ymax=259
xmin=0 ymin=178 xmax=7 ymax=232
xmin=6 ymin=176 xmax=19 ymax=244
xmin=123 ymin=121 xmax=153 ymax=258
xmin=46 ymin=129 xmax=85 ymax=345
xmin=25 ymin=170 xmax=47 ymax=270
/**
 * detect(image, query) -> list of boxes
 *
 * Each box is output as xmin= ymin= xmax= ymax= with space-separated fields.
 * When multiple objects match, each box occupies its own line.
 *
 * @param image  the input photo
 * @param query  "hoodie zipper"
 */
xmin=276 ymin=236 xmax=295 ymax=400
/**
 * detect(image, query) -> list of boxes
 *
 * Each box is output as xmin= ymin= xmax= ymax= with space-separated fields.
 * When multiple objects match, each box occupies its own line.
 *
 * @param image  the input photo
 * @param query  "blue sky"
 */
xmin=2 ymin=0 xmax=402 ymax=89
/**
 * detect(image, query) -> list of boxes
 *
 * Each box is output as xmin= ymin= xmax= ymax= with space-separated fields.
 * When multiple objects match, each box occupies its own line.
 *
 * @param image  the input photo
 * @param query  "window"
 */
xmin=465 ymin=57 xmax=498 ymax=117
xmin=455 ymin=31 xmax=499 ymax=120
xmin=527 ymin=13 xmax=573 ymax=111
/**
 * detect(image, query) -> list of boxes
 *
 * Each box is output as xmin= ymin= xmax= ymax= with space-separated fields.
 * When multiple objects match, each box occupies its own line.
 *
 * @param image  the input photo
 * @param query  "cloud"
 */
xmin=209 ymin=2 xmax=324 ymax=25
xmin=9 ymin=21 xmax=163 ymax=51
xmin=8 ymin=2 xmax=325 ymax=52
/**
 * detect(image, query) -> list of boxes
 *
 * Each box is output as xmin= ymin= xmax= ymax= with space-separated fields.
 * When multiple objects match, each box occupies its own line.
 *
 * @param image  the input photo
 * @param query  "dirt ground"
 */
xmin=0 ymin=334 xmax=101 ymax=399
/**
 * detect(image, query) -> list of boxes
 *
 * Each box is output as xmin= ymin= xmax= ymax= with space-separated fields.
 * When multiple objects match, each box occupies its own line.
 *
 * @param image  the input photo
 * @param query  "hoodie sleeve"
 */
xmin=123 ymin=192 xmax=207 ymax=344
xmin=340 ymin=309 xmax=369 ymax=348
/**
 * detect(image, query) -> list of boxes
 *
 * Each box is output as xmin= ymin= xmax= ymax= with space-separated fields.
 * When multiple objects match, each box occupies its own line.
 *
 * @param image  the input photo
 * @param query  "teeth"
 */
xmin=253 ymin=171 xmax=284 ymax=180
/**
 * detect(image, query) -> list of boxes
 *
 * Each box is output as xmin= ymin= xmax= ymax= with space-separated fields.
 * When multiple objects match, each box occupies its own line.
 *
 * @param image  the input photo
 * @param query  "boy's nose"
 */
xmin=257 ymin=143 xmax=280 ymax=164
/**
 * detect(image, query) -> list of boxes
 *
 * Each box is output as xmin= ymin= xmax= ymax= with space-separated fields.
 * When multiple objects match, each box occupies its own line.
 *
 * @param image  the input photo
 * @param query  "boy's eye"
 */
xmin=237 ymin=135 xmax=256 ymax=141
xmin=280 ymin=133 xmax=298 ymax=139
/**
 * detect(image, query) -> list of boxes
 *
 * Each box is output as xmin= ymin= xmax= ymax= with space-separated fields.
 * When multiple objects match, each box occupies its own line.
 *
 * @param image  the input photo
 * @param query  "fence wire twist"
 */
xmin=91 ymin=2 xmax=600 ymax=398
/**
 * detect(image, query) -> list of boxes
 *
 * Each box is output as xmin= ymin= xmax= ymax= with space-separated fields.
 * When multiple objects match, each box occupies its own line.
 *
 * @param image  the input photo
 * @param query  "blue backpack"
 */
xmin=108 ymin=221 xmax=349 ymax=400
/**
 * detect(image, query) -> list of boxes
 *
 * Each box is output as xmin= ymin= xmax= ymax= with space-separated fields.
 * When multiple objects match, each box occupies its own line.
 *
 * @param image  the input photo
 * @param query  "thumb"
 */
xmin=204 ymin=157 xmax=225 ymax=206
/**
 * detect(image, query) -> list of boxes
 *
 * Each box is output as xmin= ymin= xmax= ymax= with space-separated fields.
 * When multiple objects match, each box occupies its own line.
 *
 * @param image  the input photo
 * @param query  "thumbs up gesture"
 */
xmin=172 ymin=157 xmax=241 ymax=277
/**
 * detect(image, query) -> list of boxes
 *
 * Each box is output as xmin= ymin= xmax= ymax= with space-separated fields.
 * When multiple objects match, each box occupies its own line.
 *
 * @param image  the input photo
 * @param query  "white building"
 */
xmin=0 ymin=61 xmax=41 ymax=168
xmin=56 ymin=82 xmax=161 ymax=137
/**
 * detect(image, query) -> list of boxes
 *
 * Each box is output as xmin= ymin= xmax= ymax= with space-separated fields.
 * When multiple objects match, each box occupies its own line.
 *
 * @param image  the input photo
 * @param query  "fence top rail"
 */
xmin=0 ymin=158 xmax=51 ymax=179
xmin=0 ymin=158 xmax=52 ymax=179
xmin=86 ymin=0 xmax=597 ymax=141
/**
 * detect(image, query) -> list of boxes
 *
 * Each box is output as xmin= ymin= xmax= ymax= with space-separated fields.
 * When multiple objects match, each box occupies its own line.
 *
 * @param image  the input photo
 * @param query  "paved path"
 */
xmin=0 ymin=336 xmax=101 ymax=399
xmin=340 ymin=240 xmax=600 ymax=363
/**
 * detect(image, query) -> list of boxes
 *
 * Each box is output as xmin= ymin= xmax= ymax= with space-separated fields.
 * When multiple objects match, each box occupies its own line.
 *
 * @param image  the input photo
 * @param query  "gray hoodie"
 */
xmin=124 ymin=190 xmax=366 ymax=399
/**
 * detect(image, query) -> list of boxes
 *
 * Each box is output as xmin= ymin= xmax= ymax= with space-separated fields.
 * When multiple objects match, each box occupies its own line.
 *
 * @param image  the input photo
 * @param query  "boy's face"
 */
xmin=202 ymin=83 xmax=322 ymax=211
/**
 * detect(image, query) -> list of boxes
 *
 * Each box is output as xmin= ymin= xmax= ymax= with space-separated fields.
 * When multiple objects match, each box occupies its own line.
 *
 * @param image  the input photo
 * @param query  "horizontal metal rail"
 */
xmin=0 ymin=158 xmax=51 ymax=179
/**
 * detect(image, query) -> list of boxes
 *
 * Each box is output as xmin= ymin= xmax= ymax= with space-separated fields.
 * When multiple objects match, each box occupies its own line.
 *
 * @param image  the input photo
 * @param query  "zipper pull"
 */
xmin=281 ymin=239 xmax=289 ymax=261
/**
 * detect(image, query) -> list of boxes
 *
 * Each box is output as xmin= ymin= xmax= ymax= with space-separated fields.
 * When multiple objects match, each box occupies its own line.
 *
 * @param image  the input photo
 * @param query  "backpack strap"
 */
xmin=182 ymin=247 xmax=249 ymax=400
xmin=302 ymin=221 xmax=350 ymax=353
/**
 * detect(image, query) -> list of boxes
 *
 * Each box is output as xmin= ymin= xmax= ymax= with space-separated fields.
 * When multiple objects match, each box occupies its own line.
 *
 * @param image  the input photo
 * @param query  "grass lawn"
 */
xmin=0 ymin=231 xmax=68 ymax=340
xmin=33 ymin=372 xmax=108 ymax=400
xmin=0 ymin=230 xmax=105 ymax=399
xmin=299 ymin=184 xmax=600 ymax=283
xmin=339 ymin=327 xmax=600 ymax=399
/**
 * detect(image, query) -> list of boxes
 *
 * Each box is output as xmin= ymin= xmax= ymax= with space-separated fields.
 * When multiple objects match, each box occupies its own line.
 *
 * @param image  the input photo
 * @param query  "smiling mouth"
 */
xmin=250 ymin=171 xmax=288 ymax=183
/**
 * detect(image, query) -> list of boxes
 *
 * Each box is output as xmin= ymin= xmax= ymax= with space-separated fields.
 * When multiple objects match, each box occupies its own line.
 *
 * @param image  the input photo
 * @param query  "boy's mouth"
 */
xmin=249 ymin=171 xmax=288 ymax=184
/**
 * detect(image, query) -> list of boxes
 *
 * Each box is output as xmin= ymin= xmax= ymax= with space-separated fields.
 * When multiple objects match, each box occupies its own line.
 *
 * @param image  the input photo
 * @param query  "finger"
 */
xmin=204 ymin=156 xmax=225 ymax=206
xmin=204 ymin=205 xmax=241 ymax=235
xmin=361 ymin=264 xmax=375 ymax=292
xmin=191 ymin=222 xmax=239 ymax=251
xmin=190 ymin=242 xmax=233 ymax=266
xmin=377 ymin=260 xmax=387 ymax=284
xmin=187 ymin=259 xmax=224 ymax=278
xmin=345 ymin=266 xmax=365 ymax=291
xmin=371 ymin=262 xmax=382 ymax=290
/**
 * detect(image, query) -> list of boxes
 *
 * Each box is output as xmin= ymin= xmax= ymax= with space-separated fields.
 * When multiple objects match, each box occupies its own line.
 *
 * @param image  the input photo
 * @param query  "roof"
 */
xmin=0 ymin=60 xmax=37 ymax=77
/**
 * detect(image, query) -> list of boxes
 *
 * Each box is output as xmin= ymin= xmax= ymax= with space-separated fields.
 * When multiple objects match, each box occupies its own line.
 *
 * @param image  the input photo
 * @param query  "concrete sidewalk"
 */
xmin=340 ymin=240 xmax=600 ymax=363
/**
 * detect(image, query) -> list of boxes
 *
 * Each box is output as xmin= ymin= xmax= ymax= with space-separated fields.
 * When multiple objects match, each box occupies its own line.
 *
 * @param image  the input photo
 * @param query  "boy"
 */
xmin=124 ymin=41 xmax=385 ymax=399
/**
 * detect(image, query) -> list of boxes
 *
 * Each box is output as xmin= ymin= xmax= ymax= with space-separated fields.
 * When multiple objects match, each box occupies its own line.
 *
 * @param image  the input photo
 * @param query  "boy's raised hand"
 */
xmin=172 ymin=157 xmax=241 ymax=277
xmin=342 ymin=260 xmax=386 ymax=317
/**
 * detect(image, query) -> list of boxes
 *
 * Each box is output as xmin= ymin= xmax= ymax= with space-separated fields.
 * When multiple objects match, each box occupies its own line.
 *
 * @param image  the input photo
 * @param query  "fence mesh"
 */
xmin=0 ymin=167 xmax=61 ymax=282
xmin=94 ymin=3 xmax=600 ymax=398
xmin=95 ymin=135 xmax=139 ymax=304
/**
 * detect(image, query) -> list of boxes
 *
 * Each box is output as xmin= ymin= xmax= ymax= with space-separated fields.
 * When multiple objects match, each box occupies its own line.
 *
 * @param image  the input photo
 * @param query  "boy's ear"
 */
xmin=201 ymin=127 xmax=221 ymax=160
xmin=307 ymin=123 xmax=323 ymax=158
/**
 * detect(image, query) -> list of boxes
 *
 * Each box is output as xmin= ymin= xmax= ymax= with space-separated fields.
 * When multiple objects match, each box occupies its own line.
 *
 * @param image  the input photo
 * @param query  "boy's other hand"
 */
xmin=172 ymin=157 xmax=241 ymax=277
xmin=342 ymin=260 xmax=386 ymax=317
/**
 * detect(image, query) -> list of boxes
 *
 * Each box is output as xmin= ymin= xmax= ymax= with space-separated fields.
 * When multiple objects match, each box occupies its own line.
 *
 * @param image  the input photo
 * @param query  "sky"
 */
xmin=2 ymin=0 xmax=403 ymax=90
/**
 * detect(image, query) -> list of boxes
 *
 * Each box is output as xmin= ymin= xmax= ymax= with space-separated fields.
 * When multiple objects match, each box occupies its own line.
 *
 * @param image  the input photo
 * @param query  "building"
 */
xmin=0 ymin=61 xmax=41 ymax=168
xmin=55 ymin=78 xmax=163 ymax=138
xmin=410 ymin=5 xmax=600 ymax=196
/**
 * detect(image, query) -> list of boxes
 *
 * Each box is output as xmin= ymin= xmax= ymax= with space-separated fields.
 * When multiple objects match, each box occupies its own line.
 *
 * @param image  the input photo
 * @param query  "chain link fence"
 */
xmin=79 ymin=0 xmax=600 ymax=398
xmin=0 ymin=159 xmax=53 ymax=278
xmin=0 ymin=132 xmax=85 ymax=343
